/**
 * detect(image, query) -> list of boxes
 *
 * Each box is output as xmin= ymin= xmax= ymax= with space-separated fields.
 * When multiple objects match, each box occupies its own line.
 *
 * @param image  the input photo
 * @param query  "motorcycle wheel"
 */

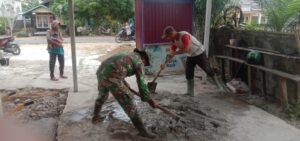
xmin=10 ymin=44 xmax=21 ymax=55
xmin=115 ymin=35 xmax=122 ymax=43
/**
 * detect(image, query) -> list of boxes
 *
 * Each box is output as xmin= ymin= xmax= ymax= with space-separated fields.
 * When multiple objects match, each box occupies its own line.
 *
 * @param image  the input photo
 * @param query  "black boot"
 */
xmin=213 ymin=75 xmax=225 ymax=92
xmin=131 ymin=112 xmax=157 ymax=139
xmin=92 ymin=100 xmax=106 ymax=124
xmin=186 ymin=79 xmax=194 ymax=96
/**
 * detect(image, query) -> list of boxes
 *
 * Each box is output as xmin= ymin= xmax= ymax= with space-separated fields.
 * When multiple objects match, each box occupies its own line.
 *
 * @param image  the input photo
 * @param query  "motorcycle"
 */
xmin=115 ymin=25 xmax=135 ymax=43
xmin=0 ymin=36 xmax=21 ymax=55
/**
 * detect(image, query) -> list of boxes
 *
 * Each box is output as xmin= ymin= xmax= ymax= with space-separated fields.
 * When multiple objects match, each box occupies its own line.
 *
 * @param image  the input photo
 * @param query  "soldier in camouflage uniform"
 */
xmin=92 ymin=49 xmax=157 ymax=139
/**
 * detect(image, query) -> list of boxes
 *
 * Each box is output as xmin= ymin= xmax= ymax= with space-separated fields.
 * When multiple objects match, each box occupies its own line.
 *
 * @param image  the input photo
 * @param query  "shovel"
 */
xmin=147 ymin=57 xmax=172 ymax=93
xmin=125 ymin=84 xmax=181 ymax=121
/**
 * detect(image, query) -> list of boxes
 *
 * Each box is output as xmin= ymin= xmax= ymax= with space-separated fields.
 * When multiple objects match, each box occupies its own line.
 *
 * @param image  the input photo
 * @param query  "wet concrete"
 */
xmin=2 ymin=42 xmax=300 ymax=141
xmin=57 ymin=91 xmax=230 ymax=141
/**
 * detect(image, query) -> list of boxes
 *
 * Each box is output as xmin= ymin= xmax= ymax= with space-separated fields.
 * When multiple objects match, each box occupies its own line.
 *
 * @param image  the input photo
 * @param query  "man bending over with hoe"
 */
xmin=92 ymin=49 xmax=157 ymax=139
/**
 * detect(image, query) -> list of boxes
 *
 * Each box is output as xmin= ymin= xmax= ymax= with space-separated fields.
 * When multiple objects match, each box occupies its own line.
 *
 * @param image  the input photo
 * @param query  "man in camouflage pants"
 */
xmin=92 ymin=49 xmax=157 ymax=139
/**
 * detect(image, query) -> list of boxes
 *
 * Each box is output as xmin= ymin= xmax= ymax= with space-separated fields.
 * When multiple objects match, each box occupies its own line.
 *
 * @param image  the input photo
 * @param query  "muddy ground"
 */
xmin=1 ymin=88 xmax=68 ymax=140
xmin=1 ymin=41 xmax=300 ymax=141
xmin=238 ymin=94 xmax=300 ymax=129
xmin=57 ymin=90 xmax=230 ymax=141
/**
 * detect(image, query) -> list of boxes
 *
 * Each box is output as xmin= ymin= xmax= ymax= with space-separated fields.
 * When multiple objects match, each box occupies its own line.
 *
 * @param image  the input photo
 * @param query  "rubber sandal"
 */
xmin=50 ymin=77 xmax=59 ymax=81
xmin=60 ymin=75 xmax=68 ymax=79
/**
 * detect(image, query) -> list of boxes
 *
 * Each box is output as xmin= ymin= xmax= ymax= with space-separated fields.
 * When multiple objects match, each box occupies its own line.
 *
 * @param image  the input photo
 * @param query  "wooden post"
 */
xmin=221 ymin=59 xmax=226 ymax=82
xmin=0 ymin=97 xmax=2 ymax=116
xmin=23 ymin=17 xmax=27 ymax=32
xmin=247 ymin=66 xmax=252 ymax=95
xmin=294 ymin=25 xmax=300 ymax=54
xmin=261 ymin=70 xmax=267 ymax=96
xmin=297 ymin=82 xmax=300 ymax=101
xmin=279 ymin=77 xmax=288 ymax=106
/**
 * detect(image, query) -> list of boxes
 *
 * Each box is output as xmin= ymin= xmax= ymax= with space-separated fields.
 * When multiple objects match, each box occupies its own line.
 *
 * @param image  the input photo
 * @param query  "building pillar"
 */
xmin=68 ymin=0 xmax=78 ymax=92
xmin=204 ymin=0 xmax=212 ymax=56
xmin=258 ymin=13 xmax=262 ymax=24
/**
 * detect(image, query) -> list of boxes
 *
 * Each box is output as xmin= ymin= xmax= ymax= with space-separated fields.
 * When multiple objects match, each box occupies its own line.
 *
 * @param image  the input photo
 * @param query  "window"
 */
xmin=36 ymin=15 xmax=50 ymax=28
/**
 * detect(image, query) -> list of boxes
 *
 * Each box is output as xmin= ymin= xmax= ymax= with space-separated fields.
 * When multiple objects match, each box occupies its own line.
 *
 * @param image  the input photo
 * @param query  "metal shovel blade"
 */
xmin=147 ymin=82 xmax=157 ymax=93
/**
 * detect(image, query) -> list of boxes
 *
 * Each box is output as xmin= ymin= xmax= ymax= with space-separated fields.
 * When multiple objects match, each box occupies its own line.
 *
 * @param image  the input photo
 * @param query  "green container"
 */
xmin=247 ymin=50 xmax=262 ymax=64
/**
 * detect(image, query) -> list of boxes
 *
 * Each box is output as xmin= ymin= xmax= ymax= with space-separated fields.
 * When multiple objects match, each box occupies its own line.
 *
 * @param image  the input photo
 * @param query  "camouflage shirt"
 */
xmin=97 ymin=52 xmax=150 ymax=101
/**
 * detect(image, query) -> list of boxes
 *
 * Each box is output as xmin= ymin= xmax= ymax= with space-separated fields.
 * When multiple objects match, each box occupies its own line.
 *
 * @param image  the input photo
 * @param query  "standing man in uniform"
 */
xmin=161 ymin=26 xmax=224 ymax=96
xmin=92 ymin=49 xmax=157 ymax=139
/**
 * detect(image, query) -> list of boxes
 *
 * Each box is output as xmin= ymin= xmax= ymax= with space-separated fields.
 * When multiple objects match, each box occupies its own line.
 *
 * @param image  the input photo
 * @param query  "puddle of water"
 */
xmin=103 ymin=102 xmax=130 ymax=123
xmin=70 ymin=107 xmax=90 ymax=122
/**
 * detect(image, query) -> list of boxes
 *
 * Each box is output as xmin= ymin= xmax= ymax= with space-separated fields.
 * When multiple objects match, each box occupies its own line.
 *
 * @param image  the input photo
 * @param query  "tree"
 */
xmin=255 ymin=0 xmax=300 ymax=32
xmin=194 ymin=0 xmax=239 ymax=40
xmin=21 ymin=0 xmax=40 ymax=12
xmin=0 ymin=0 xmax=20 ymax=36
xmin=50 ymin=0 xmax=134 ymax=31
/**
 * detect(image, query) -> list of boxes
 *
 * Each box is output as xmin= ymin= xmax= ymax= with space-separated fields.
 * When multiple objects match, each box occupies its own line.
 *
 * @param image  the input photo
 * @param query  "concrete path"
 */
xmin=1 ymin=43 xmax=300 ymax=141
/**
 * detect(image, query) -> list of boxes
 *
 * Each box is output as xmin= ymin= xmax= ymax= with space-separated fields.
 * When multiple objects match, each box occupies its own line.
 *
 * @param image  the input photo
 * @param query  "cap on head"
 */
xmin=161 ymin=26 xmax=175 ymax=39
xmin=51 ymin=20 xmax=60 ymax=28
xmin=133 ymin=48 xmax=150 ymax=66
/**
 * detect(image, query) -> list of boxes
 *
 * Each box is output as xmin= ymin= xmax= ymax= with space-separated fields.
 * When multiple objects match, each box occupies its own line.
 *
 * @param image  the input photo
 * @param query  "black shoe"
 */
xmin=92 ymin=116 xmax=106 ymax=124
xmin=138 ymin=131 xmax=157 ymax=139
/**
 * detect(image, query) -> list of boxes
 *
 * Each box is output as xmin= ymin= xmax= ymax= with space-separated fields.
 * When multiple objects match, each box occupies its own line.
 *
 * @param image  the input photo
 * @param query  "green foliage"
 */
xmin=256 ymin=0 xmax=300 ymax=32
xmin=15 ymin=30 xmax=29 ymax=37
xmin=0 ymin=17 xmax=6 ymax=35
xmin=21 ymin=0 xmax=40 ymax=12
xmin=284 ymin=100 xmax=300 ymax=121
xmin=243 ymin=22 xmax=262 ymax=31
xmin=50 ymin=0 xmax=134 ymax=33
xmin=194 ymin=0 xmax=239 ymax=39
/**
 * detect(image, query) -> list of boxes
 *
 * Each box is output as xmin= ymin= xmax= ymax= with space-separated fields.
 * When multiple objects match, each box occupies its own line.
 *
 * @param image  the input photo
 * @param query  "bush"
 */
xmin=79 ymin=27 xmax=91 ymax=36
xmin=0 ymin=17 xmax=6 ymax=35
xmin=242 ymin=22 xmax=262 ymax=31
xmin=284 ymin=100 xmax=300 ymax=121
xmin=14 ymin=29 xmax=29 ymax=37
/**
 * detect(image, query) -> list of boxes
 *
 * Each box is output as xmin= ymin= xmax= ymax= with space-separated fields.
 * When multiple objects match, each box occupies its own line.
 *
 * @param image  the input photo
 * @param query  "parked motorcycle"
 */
xmin=0 ymin=36 xmax=20 ymax=55
xmin=115 ymin=25 xmax=135 ymax=43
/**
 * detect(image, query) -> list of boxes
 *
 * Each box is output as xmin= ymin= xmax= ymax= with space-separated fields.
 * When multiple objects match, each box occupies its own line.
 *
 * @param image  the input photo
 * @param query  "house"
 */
xmin=240 ymin=0 xmax=266 ymax=24
xmin=21 ymin=1 xmax=55 ymax=35
xmin=135 ymin=0 xmax=194 ymax=74
xmin=0 ymin=0 xmax=22 ymax=19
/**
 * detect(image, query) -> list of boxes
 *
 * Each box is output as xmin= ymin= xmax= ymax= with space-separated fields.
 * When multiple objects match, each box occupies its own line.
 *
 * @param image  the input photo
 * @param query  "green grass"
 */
xmin=284 ymin=100 xmax=300 ymax=121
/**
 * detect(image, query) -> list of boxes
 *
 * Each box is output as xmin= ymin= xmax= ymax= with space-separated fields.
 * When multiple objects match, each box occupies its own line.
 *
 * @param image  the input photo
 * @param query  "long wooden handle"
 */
xmin=125 ymin=85 xmax=181 ymax=120
xmin=156 ymin=105 xmax=181 ymax=121
xmin=151 ymin=68 xmax=163 ymax=83
xmin=151 ymin=57 xmax=172 ymax=83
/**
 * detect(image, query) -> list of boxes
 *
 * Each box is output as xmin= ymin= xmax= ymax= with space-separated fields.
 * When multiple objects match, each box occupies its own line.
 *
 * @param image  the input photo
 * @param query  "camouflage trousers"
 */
xmin=96 ymin=76 xmax=138 ymax=119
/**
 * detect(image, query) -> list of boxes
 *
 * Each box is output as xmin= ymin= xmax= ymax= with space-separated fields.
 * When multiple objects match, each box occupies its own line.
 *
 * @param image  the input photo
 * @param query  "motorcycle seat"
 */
xmin=0 ymin=37 xmax=13 ymax=41
xmin=0 ymin=36 xmax=14 ymax=46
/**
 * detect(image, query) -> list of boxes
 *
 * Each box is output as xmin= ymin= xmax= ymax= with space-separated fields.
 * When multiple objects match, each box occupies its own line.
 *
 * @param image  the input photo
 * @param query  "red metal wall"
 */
xmin=135 ymin=0 xmax=194 ymax=49
xmin=135 ymin=0 xmax=143 ymax=49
